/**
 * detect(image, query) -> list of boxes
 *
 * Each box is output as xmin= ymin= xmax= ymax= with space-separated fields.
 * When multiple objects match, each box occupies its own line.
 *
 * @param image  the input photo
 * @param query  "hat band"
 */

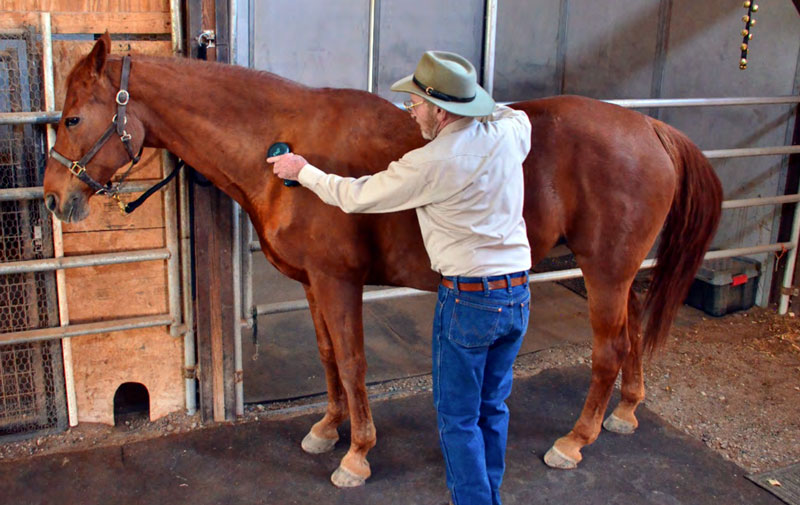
xmin=413 ymin=76 xmax=476 ymax=103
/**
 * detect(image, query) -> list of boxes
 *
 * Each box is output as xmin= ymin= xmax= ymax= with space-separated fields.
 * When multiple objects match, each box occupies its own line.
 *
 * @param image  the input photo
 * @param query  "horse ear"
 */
xmin=85 ymin=32 xmax=112 ymax=77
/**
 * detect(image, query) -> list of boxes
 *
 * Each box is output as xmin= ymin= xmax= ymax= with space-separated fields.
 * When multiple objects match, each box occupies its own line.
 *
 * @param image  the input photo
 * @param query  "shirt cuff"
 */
xmin=297 ymin=163 xmax=325 ymax=187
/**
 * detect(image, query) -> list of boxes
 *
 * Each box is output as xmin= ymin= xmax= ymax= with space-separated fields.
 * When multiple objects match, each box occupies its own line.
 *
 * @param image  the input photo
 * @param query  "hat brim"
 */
xmin=390 ymin=73 xmax=495 ymax=117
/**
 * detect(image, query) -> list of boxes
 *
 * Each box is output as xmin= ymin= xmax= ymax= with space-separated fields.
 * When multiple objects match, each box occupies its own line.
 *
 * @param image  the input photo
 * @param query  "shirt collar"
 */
xmin=437 ymin=116 xmax=476 ymax=138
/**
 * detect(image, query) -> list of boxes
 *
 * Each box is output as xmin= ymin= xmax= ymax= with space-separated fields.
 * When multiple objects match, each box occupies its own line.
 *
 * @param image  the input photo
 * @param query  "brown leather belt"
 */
xmin=441 ymin=276 xmax=527 ymax=292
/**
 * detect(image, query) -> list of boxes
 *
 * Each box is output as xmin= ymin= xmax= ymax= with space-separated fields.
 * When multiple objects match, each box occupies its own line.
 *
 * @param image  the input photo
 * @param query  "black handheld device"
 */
xmin=267 ymin=142 xmax=300 ymax=187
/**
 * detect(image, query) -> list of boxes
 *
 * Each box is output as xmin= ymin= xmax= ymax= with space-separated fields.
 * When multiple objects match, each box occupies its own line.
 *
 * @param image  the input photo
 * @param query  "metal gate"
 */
xmin=0 ymin=26 xmax=66 ymax=439
xmin=232 ymin=0 xmax=800 ymax=410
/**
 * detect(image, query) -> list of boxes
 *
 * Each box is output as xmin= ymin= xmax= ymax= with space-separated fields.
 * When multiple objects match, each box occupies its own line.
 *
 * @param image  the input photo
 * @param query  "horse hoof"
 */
xmin=544 ymin=446 xmax=578 ymax=469
xmin=301 ymin=431 xmax=338 ymax=454
xmin=331 ymin=465 xmax=367 ymax=488
xmin=603 ymin=413 xmax=637 ymax=435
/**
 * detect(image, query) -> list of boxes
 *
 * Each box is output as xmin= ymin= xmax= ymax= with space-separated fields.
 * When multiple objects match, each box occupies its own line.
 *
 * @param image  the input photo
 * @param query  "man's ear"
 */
xmin=85 ymin=32 xmax=112 ymax=77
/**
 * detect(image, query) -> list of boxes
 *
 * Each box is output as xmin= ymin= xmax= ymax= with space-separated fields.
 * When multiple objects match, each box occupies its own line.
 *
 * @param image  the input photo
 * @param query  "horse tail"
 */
xmin=642 ymin=119 xmax=723 ymax=355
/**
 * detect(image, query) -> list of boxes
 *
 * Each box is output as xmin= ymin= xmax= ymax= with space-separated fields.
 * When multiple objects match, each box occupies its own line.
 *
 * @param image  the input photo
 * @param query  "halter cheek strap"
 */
xmin=49 ymin=55 xmax=177 ymax=214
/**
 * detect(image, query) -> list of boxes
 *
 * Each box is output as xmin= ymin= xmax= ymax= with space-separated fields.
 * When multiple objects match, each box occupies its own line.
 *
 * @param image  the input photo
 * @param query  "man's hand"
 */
xmin=267 ymin=153 xmax=308 ymax=181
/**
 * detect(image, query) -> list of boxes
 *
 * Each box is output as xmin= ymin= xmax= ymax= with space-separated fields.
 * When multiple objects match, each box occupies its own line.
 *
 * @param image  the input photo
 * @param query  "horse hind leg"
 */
xmin=544 ymin=272 xmax=633 ymax=469
xmin=307 ymin=275 xmax=376 ymax=488
xmin=301 ymin=284 xmax=348 ymax=454
xmin=603 ymin=287 xmax=645 ymax=435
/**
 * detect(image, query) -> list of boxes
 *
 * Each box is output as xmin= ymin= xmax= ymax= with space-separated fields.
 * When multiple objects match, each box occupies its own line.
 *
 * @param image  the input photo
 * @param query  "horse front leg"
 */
xmin=603 ymin=287 xmax=645 ymax=435
xmin=300 ymin=284 xmax=348 ymax=454
xmin=307 ymin=274 xmax=375 ymax=488
xmin=544 ymin=278 xmax=632 ymax=469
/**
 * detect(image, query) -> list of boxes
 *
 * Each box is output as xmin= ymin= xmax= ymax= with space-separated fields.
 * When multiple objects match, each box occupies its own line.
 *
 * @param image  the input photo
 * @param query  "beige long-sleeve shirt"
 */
xmin=297 ymin=105 xmax=532 ymax=277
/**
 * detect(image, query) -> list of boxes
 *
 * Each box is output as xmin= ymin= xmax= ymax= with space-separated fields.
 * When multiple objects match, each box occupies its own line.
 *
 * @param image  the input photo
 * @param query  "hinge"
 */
xmin=183 ymin=365 xmax=197 ymax=380
xmin=781 ymin=286 xmax=799 ymax=297
xmin=234 ymin=370 xmax=243 ymax=384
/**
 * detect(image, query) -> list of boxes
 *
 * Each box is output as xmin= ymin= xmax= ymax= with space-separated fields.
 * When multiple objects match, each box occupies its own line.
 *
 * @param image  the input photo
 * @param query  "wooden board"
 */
xmin=64 ymin=260 xmax=168 ymax=322
xmin=70 ymin=327 xmax=184 ymax=425
xmin=53 ymin=40 xmax=172 ymax=108
xmin=0 ymin=1 xmax=168 ymax=13
xmin=0 ymin=11 xmax=170 ymax=33
xmin=2 ymin=1 xmax=185 ymax=426
xmin=61 ymin=190 xmax=164 ymax=234
xmin=62 ymin=228 xmax=165 ymax=254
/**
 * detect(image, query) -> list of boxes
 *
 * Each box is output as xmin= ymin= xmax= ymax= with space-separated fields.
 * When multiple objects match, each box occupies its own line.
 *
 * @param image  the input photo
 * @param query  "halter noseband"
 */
xmin=49 ymin=55 xmax=143 ymax=212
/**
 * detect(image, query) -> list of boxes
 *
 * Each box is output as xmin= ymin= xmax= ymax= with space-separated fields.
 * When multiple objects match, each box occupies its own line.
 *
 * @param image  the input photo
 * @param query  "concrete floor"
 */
xmin=0 ymin=366 xmax=780 ymax=505
xmin=245 ymin=257 xmax=595 ymax=402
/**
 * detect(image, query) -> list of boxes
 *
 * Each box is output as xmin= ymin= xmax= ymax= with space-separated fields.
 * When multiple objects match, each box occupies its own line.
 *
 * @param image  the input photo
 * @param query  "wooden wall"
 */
xmin=2 ymin=1 xmax=185 ymax=425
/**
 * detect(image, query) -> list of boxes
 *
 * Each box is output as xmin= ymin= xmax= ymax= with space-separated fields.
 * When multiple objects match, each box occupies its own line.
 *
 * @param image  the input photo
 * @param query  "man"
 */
xmin=269 ymin=50 xmax=532 ymax=505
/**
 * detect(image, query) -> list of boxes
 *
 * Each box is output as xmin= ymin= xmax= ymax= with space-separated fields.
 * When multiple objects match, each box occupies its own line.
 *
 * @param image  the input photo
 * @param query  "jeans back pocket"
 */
xmin=448 ymin=297 xmax=504 ymax=348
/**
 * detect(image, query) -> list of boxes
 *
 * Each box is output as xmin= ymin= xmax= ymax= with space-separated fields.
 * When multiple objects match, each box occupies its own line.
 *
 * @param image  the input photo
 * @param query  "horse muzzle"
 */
xmin=45 ymin=191 xmax=90 ymax=223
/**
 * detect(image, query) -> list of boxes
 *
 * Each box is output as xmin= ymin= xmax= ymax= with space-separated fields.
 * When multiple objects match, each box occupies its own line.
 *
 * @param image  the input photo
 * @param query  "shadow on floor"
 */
xmin=0 ymin=366 xmax=778 ymax=505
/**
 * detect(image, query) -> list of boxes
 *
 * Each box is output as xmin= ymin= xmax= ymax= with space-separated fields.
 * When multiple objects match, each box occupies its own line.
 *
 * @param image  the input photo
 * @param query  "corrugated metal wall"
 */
xmin=243 ymin=0 xmax=800 ymax=296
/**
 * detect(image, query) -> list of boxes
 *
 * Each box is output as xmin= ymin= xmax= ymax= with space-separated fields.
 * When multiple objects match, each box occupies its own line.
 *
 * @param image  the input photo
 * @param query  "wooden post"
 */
xmin=186 ymin=0 xmax=236 ymax=422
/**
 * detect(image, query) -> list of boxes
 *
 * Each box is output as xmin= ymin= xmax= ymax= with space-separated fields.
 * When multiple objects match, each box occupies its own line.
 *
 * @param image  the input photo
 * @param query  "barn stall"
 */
xmin=0 ymin=0 xmax=799 ymax=503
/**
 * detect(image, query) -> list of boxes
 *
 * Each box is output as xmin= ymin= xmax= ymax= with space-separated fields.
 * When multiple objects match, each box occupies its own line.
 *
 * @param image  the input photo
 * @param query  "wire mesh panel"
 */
xmin=0 ymin=25 xmax=66 ymax=440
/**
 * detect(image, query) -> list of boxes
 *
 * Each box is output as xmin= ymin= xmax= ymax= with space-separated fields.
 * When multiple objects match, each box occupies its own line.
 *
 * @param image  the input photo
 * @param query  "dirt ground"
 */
xmin=1 ymin=306 xmax=798 ymax=475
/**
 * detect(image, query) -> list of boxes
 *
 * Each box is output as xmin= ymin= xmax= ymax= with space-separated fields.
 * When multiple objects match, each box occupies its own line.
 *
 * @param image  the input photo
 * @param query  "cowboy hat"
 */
xmin=390 ymin=51 xmax=495 ymax=117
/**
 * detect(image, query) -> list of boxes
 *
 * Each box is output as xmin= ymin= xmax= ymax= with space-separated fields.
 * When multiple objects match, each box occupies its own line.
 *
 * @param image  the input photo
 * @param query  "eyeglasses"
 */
xmin=403 ymin=99 xmax=425 ymax=113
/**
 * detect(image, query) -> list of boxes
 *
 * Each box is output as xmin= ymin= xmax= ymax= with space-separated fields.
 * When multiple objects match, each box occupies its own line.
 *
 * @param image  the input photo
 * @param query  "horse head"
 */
xmin=43 ymin=33 xmax=146 ymax=222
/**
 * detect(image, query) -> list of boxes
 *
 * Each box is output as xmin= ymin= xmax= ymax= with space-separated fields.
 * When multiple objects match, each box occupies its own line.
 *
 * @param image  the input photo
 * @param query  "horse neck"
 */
xmin=117 ymin=56 xmax=304 ymax=206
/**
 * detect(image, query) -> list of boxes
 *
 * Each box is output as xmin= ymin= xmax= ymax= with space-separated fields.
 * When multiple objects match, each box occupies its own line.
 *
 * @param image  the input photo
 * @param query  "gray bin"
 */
xmin=685 ymin=257 xmax=760 ymax=317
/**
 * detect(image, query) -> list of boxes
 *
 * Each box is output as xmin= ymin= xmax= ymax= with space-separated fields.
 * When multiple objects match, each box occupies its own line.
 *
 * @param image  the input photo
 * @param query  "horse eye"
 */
xmin=65 ymin=117 xmax=80 ymax=127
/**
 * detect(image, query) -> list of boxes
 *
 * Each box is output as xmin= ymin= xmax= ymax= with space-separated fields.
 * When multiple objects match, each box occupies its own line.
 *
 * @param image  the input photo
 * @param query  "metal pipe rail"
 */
xmin=705 ymin=145 xmax=800 ymax=159
xmin=0 ymin=180 xmax=166 ymax=202
xmin=0 ymin=248 xmax=170 ymax=275
xmin=0 ymin=111 xmax=60 ymax=124
xmin=607 ymin=96 xmax=800 ymax=108
xmin=8 ymin=96 xmax=798 ymax=129
xmin=249 ymin=241 xmax=796 ymax=318
xmin=0 ymin=314 xmax=175 ymax=346
xmin=246 ymin=191 xmax=800 ymax=254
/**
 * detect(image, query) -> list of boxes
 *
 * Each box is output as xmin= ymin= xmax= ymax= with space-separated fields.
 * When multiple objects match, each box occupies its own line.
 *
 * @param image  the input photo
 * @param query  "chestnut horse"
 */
xmin=43 ymin=35 xmax=722 ymax=487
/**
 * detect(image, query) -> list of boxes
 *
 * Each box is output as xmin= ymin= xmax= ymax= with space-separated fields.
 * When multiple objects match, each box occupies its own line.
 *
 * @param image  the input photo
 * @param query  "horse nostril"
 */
xmin=44 ymin=194 xmax=57 ymax=213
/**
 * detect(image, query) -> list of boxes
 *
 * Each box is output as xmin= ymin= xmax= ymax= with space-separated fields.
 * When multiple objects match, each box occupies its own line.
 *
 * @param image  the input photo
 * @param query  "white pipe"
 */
xmin=248 ymin=242 xmax=796 ymax=317
xmin=243 ymin=221 xmax=254 ymax=327
xmin=163 ymin=153 xmax=182 ymax=337
xmin=2 ymin=314 xmax=175 ymax=346
xmin=42 ymin=12 xmax=78 ymax=428
xmin=482 ymin=0 xmax=498 ymax=95
xmin=178 ymin=167 xmax=197 ymax=415
xmin=705 ymin=145 xmax=800 ymax=159
xmin=230 ymin=0 xmax=238 ymax=66
xmin=0 ymin=180 xmax=175 ymax=202
xmin=0 ymin=249 xmax=170 ymax=275
xmin=232 ymin=201 xmax=244 ymax=416
xmin=608 ymin=96 xmax=800 ymax=108
xmin=723 ymin=194 xmax=800 ymax=209
xmin=0 ymin=111 xmax=60 ymax=124
xmin=779 ymin=204 xmax=800 ymax=314
xmin=367 ymin=0 xmax=376 ymax=93
xmin=10 ymin=96 xmax=797 ymax=127
xmin=170 ymin=0 xmax=184 ymax=55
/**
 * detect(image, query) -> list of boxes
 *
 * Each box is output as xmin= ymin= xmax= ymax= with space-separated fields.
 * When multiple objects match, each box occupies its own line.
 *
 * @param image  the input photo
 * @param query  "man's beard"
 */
xmin=419 ymin=108 xmax=440 ymax=140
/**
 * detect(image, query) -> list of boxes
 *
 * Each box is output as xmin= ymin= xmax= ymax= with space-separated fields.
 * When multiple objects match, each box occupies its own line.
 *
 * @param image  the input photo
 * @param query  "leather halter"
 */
xmin=49 ymin=55 xmax=147 ymax=213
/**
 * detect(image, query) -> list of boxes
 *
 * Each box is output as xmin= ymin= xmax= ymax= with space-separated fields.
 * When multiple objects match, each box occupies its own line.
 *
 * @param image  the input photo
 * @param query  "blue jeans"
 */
xmin=432 ymin=272 xmax=531 ymax=505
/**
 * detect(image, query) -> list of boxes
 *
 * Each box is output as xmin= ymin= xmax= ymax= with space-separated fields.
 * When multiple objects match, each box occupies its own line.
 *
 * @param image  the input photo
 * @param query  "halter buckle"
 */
xmin=120 ymin=132 xmax=132 ymax=142
xmin=69 ymin=161 xmax=86 ymax=176
xmin=116 ymin=90 xmax=130 ymax=106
